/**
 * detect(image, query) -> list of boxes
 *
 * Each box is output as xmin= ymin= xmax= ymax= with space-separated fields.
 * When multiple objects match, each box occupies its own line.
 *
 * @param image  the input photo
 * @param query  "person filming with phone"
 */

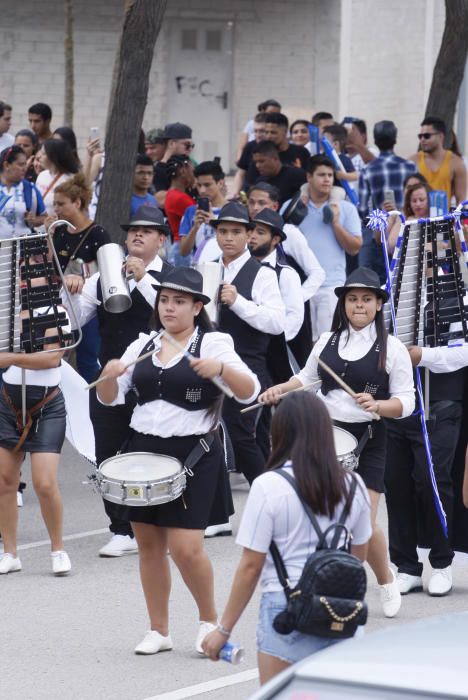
xmin=178 ymin=161 xmax=228 ymax=262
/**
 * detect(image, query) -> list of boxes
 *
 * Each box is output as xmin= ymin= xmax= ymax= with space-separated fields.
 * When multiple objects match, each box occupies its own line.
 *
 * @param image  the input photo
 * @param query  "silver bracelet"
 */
xmin=216 ymin=623 xmax=231 ymax=637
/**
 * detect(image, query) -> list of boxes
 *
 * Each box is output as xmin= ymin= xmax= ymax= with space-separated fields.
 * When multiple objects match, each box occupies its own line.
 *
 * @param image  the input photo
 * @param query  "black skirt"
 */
xmin=334 ymin=418 xmax=387 ymax=493
xmin=0 ymin=383 xmax=66 ymax=454
xmin=123 ymin=431 xmax=233 ymax=529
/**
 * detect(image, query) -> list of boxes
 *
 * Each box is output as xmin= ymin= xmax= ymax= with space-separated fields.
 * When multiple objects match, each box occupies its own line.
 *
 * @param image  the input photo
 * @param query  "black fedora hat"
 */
xmin=334 ymin=267 xmax=389 ymax=302
xmin=252 ymin=208 xmax=286 ymax=241
xmin=210 ymin=201 xmax=253 ymax=229
xmin=121 ymin=205 xmax=170 ymax=235
xmin=159 ymin=267 xmax=211 ymax=305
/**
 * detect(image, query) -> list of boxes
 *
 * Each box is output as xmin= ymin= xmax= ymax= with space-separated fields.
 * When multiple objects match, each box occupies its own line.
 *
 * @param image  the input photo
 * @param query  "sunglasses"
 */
xmin=181 ymin=142 xmax=195 ymax=150
xmin=418 ymin=132 xmax=438 ymax=140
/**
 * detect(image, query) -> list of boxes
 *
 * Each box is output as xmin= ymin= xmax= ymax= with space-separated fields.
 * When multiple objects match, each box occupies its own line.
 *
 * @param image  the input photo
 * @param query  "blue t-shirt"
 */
xmin=179 ymin=204 xmax=222 ymax=252
xmin=130 ymin=193 xmax=158 ymax=217
xmin=283 ymin=198 xmax=361 ymax=287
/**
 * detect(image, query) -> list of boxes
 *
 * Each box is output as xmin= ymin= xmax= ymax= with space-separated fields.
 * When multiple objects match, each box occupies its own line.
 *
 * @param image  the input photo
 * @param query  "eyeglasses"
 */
xmin=181 ymin=142 xmax=195 ymax=150
xmin=418 ymin=132 xmax=437 ymax=140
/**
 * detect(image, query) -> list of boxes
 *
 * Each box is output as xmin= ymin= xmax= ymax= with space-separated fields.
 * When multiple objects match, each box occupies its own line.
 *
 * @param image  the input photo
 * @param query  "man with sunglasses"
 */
xmin=409 ymin=117 xmax=467 ymax=205
xmin=152 ymin=122 xmax=196 ymax=208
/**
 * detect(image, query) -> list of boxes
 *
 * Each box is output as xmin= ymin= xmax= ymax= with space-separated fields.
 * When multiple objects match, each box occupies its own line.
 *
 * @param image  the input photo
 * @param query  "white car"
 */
xmin=249 ymin=612 xmax=468 ymax=699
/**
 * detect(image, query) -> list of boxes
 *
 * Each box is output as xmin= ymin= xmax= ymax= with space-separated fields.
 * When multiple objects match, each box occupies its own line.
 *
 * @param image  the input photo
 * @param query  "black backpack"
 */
xmin=270 ymin=469 xmax=368 ymax=640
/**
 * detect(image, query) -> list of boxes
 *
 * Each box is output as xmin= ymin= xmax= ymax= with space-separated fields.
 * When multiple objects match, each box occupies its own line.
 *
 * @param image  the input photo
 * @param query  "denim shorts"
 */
xmin=256 ymin=591 xmax=339 ymax=664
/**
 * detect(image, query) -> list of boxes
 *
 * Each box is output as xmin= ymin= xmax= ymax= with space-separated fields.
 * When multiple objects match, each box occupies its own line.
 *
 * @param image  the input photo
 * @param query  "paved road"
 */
xmin=2 ymin=442 xmax=468 ymax=700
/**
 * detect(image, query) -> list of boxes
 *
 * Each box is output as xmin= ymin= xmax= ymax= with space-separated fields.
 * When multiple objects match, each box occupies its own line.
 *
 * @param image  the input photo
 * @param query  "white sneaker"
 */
xmin=379 ymin=569 xmax=402 ymax=618
xmin=51 ymin=551 xmax=71 ymax=576
xmin=0 ymin=553 xmax=22 ymax=574
xmin=195 ymin=621 xmax=217 ymax=655
xmin=204 ymin=522 xmax=232 ymax=538
xmin=134 ymin=630 xmax=173 ymax=655
xmin=397 ymin=572 xmax=423 ymax=595
xmin=16 ymin=491 xmax=23 ymax=507
xmin=428 ymin=566 xmax=452 ymax=596
xmin=99 ymin=534 xmax=138 ymax=557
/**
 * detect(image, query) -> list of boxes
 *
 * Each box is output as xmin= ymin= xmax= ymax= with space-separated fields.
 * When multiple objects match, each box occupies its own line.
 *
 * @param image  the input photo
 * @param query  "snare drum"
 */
xmin=95 ymin=452 xmax=186 ymax=506
xmin=333 ymin=426 xmax=359 ymax=472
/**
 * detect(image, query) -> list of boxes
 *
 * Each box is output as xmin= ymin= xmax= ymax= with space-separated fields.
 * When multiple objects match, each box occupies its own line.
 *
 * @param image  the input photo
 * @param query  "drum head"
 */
xmin=99 ymin=452 xmax=182 ymax=480
xmin=333 ymin=427 xmax=358 ymax=457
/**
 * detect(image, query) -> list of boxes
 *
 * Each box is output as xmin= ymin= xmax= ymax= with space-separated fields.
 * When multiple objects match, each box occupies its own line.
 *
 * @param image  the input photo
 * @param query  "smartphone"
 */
xmin=383 ymin=188 xmax=396 ymax=208
xmin=197 ymin=196 xmax=210 ymax=212
xmin=89 ymin=126 xmax=100 ymax=140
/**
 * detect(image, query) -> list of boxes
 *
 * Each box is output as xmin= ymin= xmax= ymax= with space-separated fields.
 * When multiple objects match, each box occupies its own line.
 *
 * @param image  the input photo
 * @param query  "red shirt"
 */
xmin=165 ymin=189 xmax=196 ymax=241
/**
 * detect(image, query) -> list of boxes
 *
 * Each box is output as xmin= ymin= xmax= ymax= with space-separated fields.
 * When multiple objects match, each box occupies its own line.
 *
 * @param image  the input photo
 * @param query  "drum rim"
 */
xmin=333 ymin=425 xmax=358 ymax=455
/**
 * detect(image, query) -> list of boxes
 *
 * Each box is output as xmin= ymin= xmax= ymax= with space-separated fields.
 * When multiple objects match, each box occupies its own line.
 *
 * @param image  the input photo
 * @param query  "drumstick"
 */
xmin=240 ymin=382 xmax=320 ymax=414
xmin=163 ymin=331 xmax=235 ymax=399
xmin=316 ymin=356 xmax=381 ymax=421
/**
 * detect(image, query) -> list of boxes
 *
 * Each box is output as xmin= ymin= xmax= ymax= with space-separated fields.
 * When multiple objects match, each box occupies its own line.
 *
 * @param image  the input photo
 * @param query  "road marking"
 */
xmin=142 ymin=668 xmax=259 ymax=700
xmin=17 ymin=528 xmax=108 ymax=551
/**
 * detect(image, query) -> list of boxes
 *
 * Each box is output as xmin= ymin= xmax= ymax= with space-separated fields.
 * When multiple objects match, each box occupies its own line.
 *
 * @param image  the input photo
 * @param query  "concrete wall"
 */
xmin=0 ymin=0 xmax=451 ymax=169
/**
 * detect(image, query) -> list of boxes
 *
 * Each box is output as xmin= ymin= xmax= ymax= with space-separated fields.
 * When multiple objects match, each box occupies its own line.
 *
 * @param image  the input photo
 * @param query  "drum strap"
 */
xmin=184 ymin=433 xmax=215 ymax=474
xmin=355 ymin=423 xmax=374 ymax=457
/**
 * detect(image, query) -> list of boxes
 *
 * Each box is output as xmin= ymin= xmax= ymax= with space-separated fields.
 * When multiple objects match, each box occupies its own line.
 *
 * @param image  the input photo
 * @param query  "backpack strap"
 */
xmin=274 ymin=467 xmax=325 ymax=541
xmin=330 ymin=476 xmax=357 ymax=549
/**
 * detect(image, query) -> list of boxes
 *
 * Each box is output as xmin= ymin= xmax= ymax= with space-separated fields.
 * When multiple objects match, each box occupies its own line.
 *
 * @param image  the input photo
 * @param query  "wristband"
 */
xmin=216 ymin=623 xmax=231 ymax=637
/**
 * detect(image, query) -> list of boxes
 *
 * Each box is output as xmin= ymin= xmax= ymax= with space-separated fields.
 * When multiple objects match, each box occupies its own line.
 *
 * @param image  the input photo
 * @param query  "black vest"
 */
xmin=319 ymin=331 xmax=390 ymax=399
xmin=419 ymin=366 xmax=467 ymax=402
xmin=132 ymin=329 xmax=221 ymax=410
xmin=96 ymin=262 xmax=171 ymax=367
xmin=218 ymin=257 xmax=271 ymax=381
xmin=261 ymin=258 xmax=294 ymax=383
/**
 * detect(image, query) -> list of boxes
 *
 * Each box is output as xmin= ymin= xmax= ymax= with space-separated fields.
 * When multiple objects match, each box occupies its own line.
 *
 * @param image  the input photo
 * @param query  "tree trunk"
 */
xmin=95 ymin=0 xmax=167 ymax=242
xmin=64 ymin=0 xmax=74 ymax=127
xmin=425 ymin=0 xmax=468 ymax=145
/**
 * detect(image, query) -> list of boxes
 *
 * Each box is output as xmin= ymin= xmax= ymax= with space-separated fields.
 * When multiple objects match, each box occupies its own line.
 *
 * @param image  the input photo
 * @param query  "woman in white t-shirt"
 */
xmin=202 ymin=392 xmax=371 ymax=685
xmin=35 ymin=138 xmax=79 ymax=215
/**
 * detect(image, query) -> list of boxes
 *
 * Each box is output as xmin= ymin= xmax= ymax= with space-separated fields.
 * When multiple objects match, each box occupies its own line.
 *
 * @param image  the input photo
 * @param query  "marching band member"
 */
xmin=62 ymin=205 xmax=172 ymax=557
xmin=385 ymin=342 xmax=468 ymax=596
xmin=260 ymin=267 xmax=415 ymax=617
xmin=0 ymin=258 xmax=71 ymax=576
xmin=96 ymin=267 xmax=259 ymax=655
xmin=213 ymin=201 xmax=285 ymax=487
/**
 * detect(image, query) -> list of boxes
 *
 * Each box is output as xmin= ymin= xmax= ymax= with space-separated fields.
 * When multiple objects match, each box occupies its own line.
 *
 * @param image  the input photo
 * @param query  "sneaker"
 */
xmin=195 ymin=621 xmax=217 ymax=655
xmin=0 ymin=553 xmax=22 ymax=574
xmin=379 ymin=569 xmax=401 ymax=618
xmin=204 ymin=522 xmax=232 ymax=538
xmin=134 ymin=630 xmax=173 ymax=655
xmin=51 ymin=551 xmax=71 ymax=576
xmin=99 ymin=534 xmax=138 ymax=557
xmin=397 ymin=572 xmax=423 ymax=595
xmin=428 ymin=566 xmax=452 ymax=597
xmin=16 ymin=491 xmax=23 ymax=507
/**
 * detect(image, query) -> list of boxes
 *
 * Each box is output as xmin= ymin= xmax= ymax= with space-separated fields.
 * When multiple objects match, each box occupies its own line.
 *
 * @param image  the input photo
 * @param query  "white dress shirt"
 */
xmin=222 ymin=250 xmax=285 ymax=335
xmin=101 ymin=329 xmax=260 ymax=437
xmin=262 ymin=249 xmax=304 ymax=341
xmin=62 ymin=254 xmax=163 ymax=330
xmin=419 ymin=344 xmax=468 ymax=373
xmin=296 ymin=322 xmax=415 ymax=423
xmin=282 ymin=223 xmax=325 ymax=302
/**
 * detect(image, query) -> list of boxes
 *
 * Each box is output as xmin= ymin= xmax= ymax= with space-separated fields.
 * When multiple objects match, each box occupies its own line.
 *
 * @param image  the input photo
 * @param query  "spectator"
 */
xmin=53 ymin=126 xmax=81 ymax=168
xmin=165 ymin=155 xmax=196 ymax=267
xmin=311 ymin=111 xmax=335 ymax=135
xmin=145 ymin=128 xmax=167 ymax=164
xmin=387 ymin=182 xmax=431 ymax=253
xmin=179 ymin=160 xmax=227 ymax=260
xmin=243 ymin=113 xmax=309 ymax=192
xmin=130 ymin=154 xmax=158 ymax=217
xmin=290 ymin=119 xmax=314 ymax=154
xmin=409 ymin=116 xmax=467 ymax=205
xmin=252 ymin=141 xmax=307 ymax=205
xmin=36 ymin=139 xmax=79 ymax=215
xmin=28 ymin=102 xmax=53 ymax=145
xmin=322 ymin=124 xmax=358 ymax=188
xmin=231 ymin=112 xmax=268 ymax=198
xmin=153 ymin=122 xmax=194 ymax=208
xmin=236 ymin=98 xmax=281 ymax=160
xmin=0 ymin=145 xmax=46 ymax=239
xmin=0 ymin=102 xmax=14 ymax=150
xmin=344 ymin=118 xmax=378 ymax=170
xmin=15 ymin=128 xmax=38 ymax=182
xmin=202 ymin=392 xmax=371 ymax=684
xmin=292 ymin=155 xmax=362 ymax=340
xmin=358 ymin=121 xmax=416 ymax=282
